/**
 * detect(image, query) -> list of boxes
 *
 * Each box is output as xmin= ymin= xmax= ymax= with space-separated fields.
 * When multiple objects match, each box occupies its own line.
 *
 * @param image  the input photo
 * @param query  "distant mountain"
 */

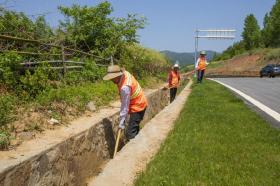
xmin=161 ymin=50 xmax=218 ymax=66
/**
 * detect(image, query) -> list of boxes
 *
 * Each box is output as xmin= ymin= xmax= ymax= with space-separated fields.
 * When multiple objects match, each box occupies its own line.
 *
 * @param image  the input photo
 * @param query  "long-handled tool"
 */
xmin=113 ymin=129 xmax=122 ymax=158
xmin=162 ymin=85 xmax=177 ymax=90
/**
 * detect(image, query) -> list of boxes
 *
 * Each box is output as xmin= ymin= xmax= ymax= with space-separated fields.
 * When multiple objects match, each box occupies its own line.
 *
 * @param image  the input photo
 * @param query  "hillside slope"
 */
xmin=206 ymin=48 xmax=280 ymax=77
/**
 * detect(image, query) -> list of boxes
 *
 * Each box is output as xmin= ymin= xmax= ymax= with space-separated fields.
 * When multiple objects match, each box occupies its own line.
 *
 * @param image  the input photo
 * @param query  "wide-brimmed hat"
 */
xmin=103 ymin=65 xmax=123 ymax=80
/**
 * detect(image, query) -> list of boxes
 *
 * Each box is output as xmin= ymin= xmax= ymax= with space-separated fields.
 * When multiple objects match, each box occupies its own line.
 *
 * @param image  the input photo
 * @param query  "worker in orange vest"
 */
xmin=168 ymin=63 xmax=181 ymax=103
xmin=196 ymin=51 xmax=209 ymax=83
xmin=103 ymin=65 xmax=148 ymax=139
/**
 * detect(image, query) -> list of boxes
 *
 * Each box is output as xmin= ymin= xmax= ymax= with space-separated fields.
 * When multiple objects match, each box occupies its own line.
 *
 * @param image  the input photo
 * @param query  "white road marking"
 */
xmin=209 ymin=78 xmax=280 ymax=122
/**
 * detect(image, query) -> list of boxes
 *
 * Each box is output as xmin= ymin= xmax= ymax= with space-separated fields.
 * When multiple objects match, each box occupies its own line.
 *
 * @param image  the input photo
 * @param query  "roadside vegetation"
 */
xmin=213 ymin=0 xmax=280 ymax=63
xmin=207 ymin=0 xmax=280 ymax=76
xmin=0 ymin=2 xmax=170 ymax=149
xmin=135 ymin=80 xmax=280 ymax=186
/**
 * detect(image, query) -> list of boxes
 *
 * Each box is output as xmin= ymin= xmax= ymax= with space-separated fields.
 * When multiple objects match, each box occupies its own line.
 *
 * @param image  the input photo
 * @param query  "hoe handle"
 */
xmin=113 ymin=129 xmax=122 ymax=158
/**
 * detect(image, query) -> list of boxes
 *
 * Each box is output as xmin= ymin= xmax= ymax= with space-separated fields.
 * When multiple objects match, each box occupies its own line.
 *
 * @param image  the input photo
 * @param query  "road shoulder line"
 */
xmin=209 ymin=78 xmax=280 ymax=122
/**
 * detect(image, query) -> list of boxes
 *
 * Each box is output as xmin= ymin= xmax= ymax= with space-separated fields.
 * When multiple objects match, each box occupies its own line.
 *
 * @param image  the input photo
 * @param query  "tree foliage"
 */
xmin=119 ymin=44 xmax=170 ymax=79
xmin=216 ymin=0 xmax=280 ymax=60
xmin=0 ymin=2 xmax=169 ymax=133
xmin=262 ymin=0 xmax=280 ymax=47
xmin=0 ymin=8 xmax=54 ymax=62
xmin=58 ymin=2 xmax=146 ymax=57
xmin=213 ymin=41 xmax=245 ymax=61
xmin=0 ymin=2 xmax=167 ymax=98
xmin=34 ymin=16 xmax=53 ymax=40
xmin=242 ymin=14 xmax=262 ymax=50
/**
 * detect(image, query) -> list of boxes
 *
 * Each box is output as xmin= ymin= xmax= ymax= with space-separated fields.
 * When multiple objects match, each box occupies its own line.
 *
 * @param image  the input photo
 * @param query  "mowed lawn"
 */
xmin=135 ymin=79 xmax=280 ymax=186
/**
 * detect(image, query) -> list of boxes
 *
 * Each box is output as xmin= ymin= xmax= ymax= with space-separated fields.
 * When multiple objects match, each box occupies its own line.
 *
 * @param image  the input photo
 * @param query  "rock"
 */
xmin=67 ymin=107 xmax=73 ymax=113
xmin=86 ymin=101 xmax=96 ymax=112
xmin=10 ymin=139 xmax=22 ymax=146
xmin=85 ymin=111 xmax=92 ymax=117
xmin=48 ymin=118 xmax=60 ymax=125
xmin=18 ymin=132 xmax=34 ymax=140
xmin=14 ymin=123 xmax=25 ymax=133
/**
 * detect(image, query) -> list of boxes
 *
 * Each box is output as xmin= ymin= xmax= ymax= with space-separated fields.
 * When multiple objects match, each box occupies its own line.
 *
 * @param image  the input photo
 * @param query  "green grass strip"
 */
xmin=135 ymin=80 xmax=280 ymax=186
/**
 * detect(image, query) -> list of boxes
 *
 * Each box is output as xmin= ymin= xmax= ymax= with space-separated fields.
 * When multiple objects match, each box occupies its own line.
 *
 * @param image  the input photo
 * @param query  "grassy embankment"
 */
xmin=136 ymin=79 xmax=280 ymax=185
xmin=0 ymin=45 xmax=170 ymax=149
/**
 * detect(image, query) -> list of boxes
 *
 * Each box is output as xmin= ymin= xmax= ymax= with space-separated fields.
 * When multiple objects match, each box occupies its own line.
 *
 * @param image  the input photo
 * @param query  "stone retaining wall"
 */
xmin=0 ymin=88 xmax=170 ymax=186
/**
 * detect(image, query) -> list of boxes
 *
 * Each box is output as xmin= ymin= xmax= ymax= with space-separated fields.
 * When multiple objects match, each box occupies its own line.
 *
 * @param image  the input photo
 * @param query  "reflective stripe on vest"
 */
xmin=198 ymin=58 xmax=206 ymax=70
xmin=130 ymin=84 xmax=141 ymax=99
xmin=118 ymin=71 xmax=148 ymax=113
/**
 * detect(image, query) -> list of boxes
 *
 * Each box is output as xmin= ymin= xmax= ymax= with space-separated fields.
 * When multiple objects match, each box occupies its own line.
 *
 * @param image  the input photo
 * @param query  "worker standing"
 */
xmin=168 ymin=63 xmax=181 ymax=103
xmin=195 ymin=51 xmax=209 ymax=83
xmin=103 ymin=65 xmax=148 ymax=140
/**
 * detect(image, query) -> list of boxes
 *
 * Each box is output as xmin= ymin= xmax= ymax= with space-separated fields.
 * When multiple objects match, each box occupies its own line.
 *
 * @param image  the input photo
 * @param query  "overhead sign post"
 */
xmin=194 ymin=29 xmax=236 ymax=75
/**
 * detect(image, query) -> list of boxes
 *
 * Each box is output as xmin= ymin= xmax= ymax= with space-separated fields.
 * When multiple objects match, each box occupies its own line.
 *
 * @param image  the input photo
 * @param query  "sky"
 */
xmin=1 ymin=0 xmax=276 ymax=53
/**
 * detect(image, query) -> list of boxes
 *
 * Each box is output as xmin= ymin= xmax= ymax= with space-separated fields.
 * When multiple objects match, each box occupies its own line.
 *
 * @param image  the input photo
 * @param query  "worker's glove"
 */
xmin=118 ymin=121 xmax=125 ymax=130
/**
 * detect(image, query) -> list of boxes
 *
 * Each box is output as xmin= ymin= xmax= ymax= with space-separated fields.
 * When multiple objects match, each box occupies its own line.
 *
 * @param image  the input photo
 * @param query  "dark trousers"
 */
xmin=197 ymin=69 xmax=205 ymax=83
xmin=170 ymin=87 xmax=177 ymax=103
xmin=126 ymin=108 xmax=146 ymax=140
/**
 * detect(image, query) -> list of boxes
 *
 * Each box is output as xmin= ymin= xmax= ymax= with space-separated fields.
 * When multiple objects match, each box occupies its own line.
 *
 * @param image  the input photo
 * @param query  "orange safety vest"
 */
xmin=198 ymin=58 xmax=207 ymax=70
xmin=169 ymin=70 xmax=180 ymax=88
xmin=118 ymin=71 xmax=148 ymax=113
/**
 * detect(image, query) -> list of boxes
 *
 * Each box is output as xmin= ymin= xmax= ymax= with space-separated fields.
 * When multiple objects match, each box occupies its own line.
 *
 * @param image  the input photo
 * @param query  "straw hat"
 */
xmin=103 ymin=65 xmax=123 ymax=80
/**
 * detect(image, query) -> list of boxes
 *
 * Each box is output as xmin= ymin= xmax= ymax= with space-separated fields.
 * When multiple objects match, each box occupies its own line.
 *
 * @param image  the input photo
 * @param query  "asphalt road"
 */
xmin=212 ymin=78 xmax=280 ymax=127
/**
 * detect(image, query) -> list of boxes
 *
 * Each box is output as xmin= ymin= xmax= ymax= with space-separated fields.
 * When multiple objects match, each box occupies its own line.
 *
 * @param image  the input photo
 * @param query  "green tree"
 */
xmin=34 ymin=16 xmax=53 ymax=40
xmin=0 ymin=8 xmax=54 ymax=54
xmin=262 ymin=0 xmax=280 ymax=47
xmin=0 ymin=53 xmax=22 ymax=92
xmin=242 ymin=14 xmax=262 ymax=50
xmin=213 ymin=41 xmax=245 ymax=61
xmin=262 ymin=13 xmax=272 ymax=47
xmin=0 ymin=8 xmax=34 ymax=38
xmin=58 ymin=2 xmax=146 ymax=58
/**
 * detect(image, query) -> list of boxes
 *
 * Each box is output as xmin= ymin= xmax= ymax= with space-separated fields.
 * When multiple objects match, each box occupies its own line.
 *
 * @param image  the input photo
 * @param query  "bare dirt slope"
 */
xmin=207 ymin=54 xmax=262 ymax=77
xmin=88 ymin=79 xmax=193 ymax=186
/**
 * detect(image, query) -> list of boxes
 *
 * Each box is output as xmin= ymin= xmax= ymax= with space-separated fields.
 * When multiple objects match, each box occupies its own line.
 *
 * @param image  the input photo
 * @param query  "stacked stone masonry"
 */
xmin=0 ymin=87 xmax=170 ymax=186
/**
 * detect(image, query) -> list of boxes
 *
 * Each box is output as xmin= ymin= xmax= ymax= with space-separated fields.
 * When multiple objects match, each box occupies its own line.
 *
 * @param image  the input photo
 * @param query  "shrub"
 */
xmin=20 ymin=63 xmax=52 ymax=97
xmin=82 ymin=59 xmax=107 ymax=81
xmin=37 ymin=81 xmax=117 ymax=111
xmin=263 ymin=48 xmax=280 ymax=61
xmin=119 ymin=44 xmax=170 ymax=79
xmin=0 ymin=95 xmax=16 ymax=127
xmin=0 ymin=53 xmax=22 ymax=92
xmin=64 ymin=59 xmax=107 ymax=85
xmin=0 ymin=131 xmax=10 ymax=150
